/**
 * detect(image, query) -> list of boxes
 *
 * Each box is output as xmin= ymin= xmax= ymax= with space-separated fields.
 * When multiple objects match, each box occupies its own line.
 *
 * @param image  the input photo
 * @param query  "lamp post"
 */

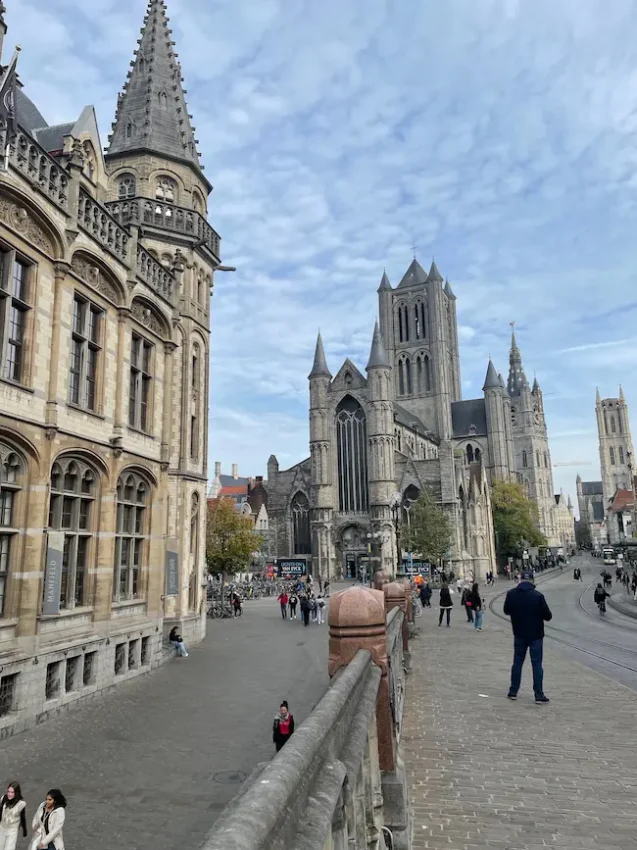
xmin=390 ymin=491 xmax=403 ymax=576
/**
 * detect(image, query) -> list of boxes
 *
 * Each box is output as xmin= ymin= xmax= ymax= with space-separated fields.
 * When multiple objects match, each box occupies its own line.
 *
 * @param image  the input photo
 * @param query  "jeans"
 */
xmin=280 ymin=603 xmax=287 ymax=619
xmin=438 ymin=608 xmax=451 ymax=626
xmin=510 ymin=636 xmax=544 ymax=696
xmin=290 ymin=605 xmax=297 ymax=619
xmin=317 ymin=607 xmax=324 ymax=624
xmin=474 ymin=610 xmax=483 ymax=630
xmin=171 ymin=640 xmax=187 ymax=657
xmin=465 ymin=605 xmax=473 ymax=622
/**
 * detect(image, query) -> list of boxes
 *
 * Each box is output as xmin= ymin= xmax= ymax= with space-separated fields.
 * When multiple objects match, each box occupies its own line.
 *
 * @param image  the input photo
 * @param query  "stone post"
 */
xmin=384 ymin=581 xmax=408 ymax=653
xmin=402 ymin=578 xmax=413 ymax=624
xmin=328 ymin=587 xmax=395 ymax=772
xmin=373 ymin=569 xmax=389 ymax=591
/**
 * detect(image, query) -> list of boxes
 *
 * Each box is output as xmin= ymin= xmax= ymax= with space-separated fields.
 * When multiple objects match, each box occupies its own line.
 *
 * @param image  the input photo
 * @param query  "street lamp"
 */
xmin=390 ymin=491 xmax=403 ymax=576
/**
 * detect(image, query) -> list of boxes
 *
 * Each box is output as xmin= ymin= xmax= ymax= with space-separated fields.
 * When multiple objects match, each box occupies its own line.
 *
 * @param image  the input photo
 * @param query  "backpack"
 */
xmin=309 ymin=599 xmax=316 ymax=611
xmin=318 ymin=598 xmax=325 ymax=608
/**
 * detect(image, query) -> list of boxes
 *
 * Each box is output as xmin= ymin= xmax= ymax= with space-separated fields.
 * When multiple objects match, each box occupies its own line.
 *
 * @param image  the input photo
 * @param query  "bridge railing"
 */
xmin=201 ymin=582 xmax=412 ymax=850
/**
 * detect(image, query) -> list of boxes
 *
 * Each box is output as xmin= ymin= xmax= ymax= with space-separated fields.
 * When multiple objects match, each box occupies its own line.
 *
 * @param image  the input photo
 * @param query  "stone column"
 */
xmin=384 ymin=581 xmax=408 ymax=653
xmin=161 ymin=341 xmax=177 ymax=465
xmin=45 ymin=262 xmax=71 ymax=429
xmin=112 ymin=307 xmax=131 ymax=442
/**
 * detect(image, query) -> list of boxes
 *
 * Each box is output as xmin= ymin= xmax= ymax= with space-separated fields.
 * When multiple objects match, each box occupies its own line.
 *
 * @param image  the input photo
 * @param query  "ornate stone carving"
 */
xmin=71 ymin=255 xmax=121 ymax=304
xmin=130 ymin=299 xmax=166 ymax=338
xmin=0 ymin=198 xmax=54 ymax=255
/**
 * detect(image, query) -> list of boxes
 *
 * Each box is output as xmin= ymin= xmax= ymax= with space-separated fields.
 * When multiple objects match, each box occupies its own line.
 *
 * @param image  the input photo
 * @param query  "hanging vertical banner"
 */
xmin=43 ymin=531 xmax=64 ymax=615
xmin=165 ymin=540 xmax=179 ymax=597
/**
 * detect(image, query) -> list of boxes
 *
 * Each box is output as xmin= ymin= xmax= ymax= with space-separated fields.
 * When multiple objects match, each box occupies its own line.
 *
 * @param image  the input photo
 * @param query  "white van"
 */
xmin=603 ymin=548 xmax=616 ymax=566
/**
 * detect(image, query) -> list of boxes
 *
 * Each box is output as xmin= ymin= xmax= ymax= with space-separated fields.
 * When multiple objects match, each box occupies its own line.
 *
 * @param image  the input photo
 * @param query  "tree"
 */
xmin=402 ymin=489 xmax=453 ymax=565
xmin=491 ymin=481 xmax=547 ymax=559
xmin=206 ymin=497 xmax=263 ymax=582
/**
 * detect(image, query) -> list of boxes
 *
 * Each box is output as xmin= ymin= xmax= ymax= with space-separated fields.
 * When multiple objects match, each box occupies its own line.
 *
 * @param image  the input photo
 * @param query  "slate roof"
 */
xmin=16 ymin=87 xmax=48 ymax=133
xmin=581 ymin=481 xmax=603 ymax=497
xmin=366 ymin=321 xmax=390 ymax=370
xmin=107 ymin=0 xmax=204 ymax=176
xmin=592 ymin=501 xmax=605 ymax=521
xmin=482 ymin=359 xmax=500 ymax=391
xmin=309 ymin=332 xmax=331 ymax=379
xmin=427 ymin=259 xmax=443 ymax=282
xmin=397 ymin=259 xmax=429 ymax=289
xmin=33 ymin=123 xmax=75 ymax=154
xmin=451 ymin=399 xmax=488 ymax=437
xmin=393 ymin=403 xmax=439 ymax=443
xmin=378 ymin=271 xmax=392 ymax=292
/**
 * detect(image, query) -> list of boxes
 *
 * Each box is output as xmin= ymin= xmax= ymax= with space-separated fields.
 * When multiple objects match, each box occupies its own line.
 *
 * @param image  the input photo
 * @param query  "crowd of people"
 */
xmin=276 ymin=576 xmax=329 ymax=626
xmin=0 ymin=784 xmax=67 ymax=850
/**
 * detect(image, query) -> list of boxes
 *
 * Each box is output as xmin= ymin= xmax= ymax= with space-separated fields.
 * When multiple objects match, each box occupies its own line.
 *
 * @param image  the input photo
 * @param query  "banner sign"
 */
xmin=277 ymin=559 xmax=307 ymax=577
xmin=403 ymin=559 xmax=430 ymax=576
xmin=43 ymin=531 xmax=64 ymax=615
xmin=165 ymin=541 xmax=179 ymax=596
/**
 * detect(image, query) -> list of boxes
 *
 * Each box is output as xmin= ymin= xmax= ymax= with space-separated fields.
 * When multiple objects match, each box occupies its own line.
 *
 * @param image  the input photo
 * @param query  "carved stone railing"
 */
xmin=105 ymin=197 xmax=221 ymax=259
xmin=136 ymin=244 xmax=176 ymax=305
xmin=8 ymin=130 xmax=69 ymax=212
xmin=77 ymin=189 xmax=129 ymax=263
xmin=203 ymin=586 xmax=411 ymax=850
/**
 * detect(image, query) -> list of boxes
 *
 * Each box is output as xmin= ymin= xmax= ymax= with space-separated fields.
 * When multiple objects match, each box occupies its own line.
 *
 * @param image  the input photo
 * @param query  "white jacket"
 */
xmin=31 ymin=802 xmax=65 ymax=850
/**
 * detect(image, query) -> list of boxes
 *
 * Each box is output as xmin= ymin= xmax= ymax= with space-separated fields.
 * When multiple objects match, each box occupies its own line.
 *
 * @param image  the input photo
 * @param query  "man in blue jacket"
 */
xmin=503 ymin=570 xmax=552 ymax=703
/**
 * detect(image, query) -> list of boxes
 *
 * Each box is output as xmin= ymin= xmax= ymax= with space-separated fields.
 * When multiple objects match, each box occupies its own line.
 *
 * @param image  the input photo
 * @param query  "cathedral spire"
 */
xmin=507 ymin=325 xmax=530 ymax=397
xmin=619 ymin=384 xmax=625 ymax=402
xmin=427 ymin=259 xmax=443 ymax=283
xmin=366 ymin=321 xmax=391 ymax=370
xmin=107 ymin=0 xmax=203 ymax=175
xmin=309 ymin=332 xmax=332 ymax=379
xmin=482 ymin=358 xmax=500 ymax=391
xmin=377 ymin=270 xmax=392 ymax=292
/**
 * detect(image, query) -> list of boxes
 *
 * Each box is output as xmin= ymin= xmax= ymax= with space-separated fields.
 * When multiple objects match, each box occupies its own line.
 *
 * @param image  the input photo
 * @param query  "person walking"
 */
xmin=288 ymin=592 xmax=298 ymax=619
xmin=456 ymin=576 xmax=463 ymax=595
xmin=460 ymin=585 xmax=473 ymax=623
xmin=272 ymin=701 xmax=295 ymax=752
xmin=0 ymin=783 xmax=27 ymax=850
xmin=419 ymin=581 xmax=432 ymax=609
xmin=308 ymin=594 xmax=317 ymax=622
xmin=316 ymin=595 xmax=326 ymax=624
xmin=467 ymin=582 xmax=483 ymax=631
xmin=438 ymin=582 xmax=453 ymax=627
xmin=30 ymin=789 xmax=66 ymax=850
xmin=324 ymin=580 xmax=330 ymax=598
xmin=503 ymin=570 xmax=552 ymax=704
xmin=168 ymin=626 xmax=188 ymax=657
xmin=300 ymin=594 xmax=310 ymax=627
xmin=277 ymin=590 xmax=288 ymax=619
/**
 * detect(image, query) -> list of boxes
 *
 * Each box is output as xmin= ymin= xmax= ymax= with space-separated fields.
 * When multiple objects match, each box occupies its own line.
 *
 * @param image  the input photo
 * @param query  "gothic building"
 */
xmin=0 ymin=0 xmax=220 ymax=736
xmin=265 ymin=258 xmax=559 ymax=581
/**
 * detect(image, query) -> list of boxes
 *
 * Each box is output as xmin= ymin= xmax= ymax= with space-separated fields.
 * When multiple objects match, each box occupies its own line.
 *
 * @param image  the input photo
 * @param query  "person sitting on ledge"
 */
xmin=169 ymin=626 xmax=188 ymax=657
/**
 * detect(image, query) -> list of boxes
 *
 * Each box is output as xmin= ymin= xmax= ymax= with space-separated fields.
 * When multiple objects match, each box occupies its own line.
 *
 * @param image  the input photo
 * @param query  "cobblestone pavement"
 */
xmin=403 ymin=577 xmax=637 ymax=850
xmin=0 ymin=600 xmax=329 ymax=850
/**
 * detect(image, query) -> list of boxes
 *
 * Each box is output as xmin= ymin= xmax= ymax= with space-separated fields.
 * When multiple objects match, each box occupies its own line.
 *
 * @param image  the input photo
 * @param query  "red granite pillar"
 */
xmin=384 ymin=581 xmax=408 ymax=652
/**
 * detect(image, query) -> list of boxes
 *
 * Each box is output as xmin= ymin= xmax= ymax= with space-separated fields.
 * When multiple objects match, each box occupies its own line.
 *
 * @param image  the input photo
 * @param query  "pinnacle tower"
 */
xmin=107 ymin=0 xmax=204 ymax=179
xmin=507 ymin=328 xmax=529 ymax=397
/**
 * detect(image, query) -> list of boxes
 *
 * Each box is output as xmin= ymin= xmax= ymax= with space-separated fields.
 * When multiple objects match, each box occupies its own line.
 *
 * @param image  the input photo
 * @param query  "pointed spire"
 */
xmin=397 ymin=258 xmax=428 ymax=288
xmin=443 ymin=278 xmax=456 ymax=300
xmin=567 ymin=494 xmax=573 ymax=509
xmin=619 ymin=384 xmax=625 ymax=402
xmin=377 ymin=270 xmax=392 ymax=292
xmin=507 ymin=325 xmax=530 ymax=397
xmin=309 ymin=332 xmax=331 ymax=379
xmin=366 ymin=321 xmax=391 ymax=370
xmin=532 ymin=375 xmax=540 ymax=393
xmin=107 ymin=0 xmax=204 ymax=177
xmin=596 ymin=387 xmax=601 ymax=403
xmin=576 ymin=473 xmax=582 ymax=483
xmin=482 ymin=359 xmax=500 ymax=391
xmin=498 ymin=372 xmax=506 ymax=390
xmin=427 ymin=259 xmax=443 ymax=282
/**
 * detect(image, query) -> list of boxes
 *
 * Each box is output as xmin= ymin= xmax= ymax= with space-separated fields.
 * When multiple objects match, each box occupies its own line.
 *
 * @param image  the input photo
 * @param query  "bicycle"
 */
xmin=411 ymin=592 xmax=423 ymax=618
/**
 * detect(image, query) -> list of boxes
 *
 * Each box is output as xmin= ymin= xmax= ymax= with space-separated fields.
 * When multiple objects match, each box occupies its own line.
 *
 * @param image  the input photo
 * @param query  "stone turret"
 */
xmin=483 ymin=359 xmax=510 ymax=482
xmin=596 ymin=387 xmax=635 ymax=505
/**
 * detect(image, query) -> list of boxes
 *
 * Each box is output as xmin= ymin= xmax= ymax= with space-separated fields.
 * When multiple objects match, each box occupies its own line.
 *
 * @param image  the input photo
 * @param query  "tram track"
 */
xmin=488 ymin=574 xmax=637 ymax=675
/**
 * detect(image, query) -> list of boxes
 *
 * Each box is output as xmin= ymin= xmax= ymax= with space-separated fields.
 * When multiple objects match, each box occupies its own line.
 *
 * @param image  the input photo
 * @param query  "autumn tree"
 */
xmin=402 ymin=489 xmax=453 ymax=565
xmin=491 ymin=480 xmax=547 ymax=559
xmin=206 ymin=497 xmax=263 ymax=583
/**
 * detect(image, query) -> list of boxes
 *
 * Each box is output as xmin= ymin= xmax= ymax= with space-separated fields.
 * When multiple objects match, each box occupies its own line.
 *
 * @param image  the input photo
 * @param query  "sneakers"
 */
xmin=535 ymin=694 xmax=550 ymax=704
xmin=507 ymin=693 xmax=517 ymax=700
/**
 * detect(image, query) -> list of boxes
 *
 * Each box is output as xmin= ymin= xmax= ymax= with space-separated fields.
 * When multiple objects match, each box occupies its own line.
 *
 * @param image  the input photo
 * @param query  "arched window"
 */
xmin=189 ymin=492 xmax=200 ymax=611
xmin=118 ymin=174 xmax=136 ymax=199
xmin=466 ymin=444 xmax=474 ymax=463
xmin=402 ymin=305 xmax=410 ymax=342
xmin=336 ymin=396 xmax=368 ymax=512
xmin=522 ymin=450 xmax=528 ymax=468
xmin=397 ymin=304 xmax=410 ymax=343
xmin=414 ymin=301 xmax=426 ymax=340
xmin=158 ymin=90 xmax=168 ymax=108
xmin=416 ymin=355 xmax=423 ymax=393
xmin=114 ymin=471 xmax=150 ymax=601
xmin=395 ymin=428 xmax=402 ymax=452
xmin=611 ymin=416 xmax=616 ymax=433
xmin=155 ymin=177 xmax=177 ymax=203
xmin=193 ymin=192 xmax=204 ymax=214
xmin=414 ymin=304 xmax=420 ymax=339
xmin=475 ymin=447 xmax=481 ymax=463
xmin=48 ymin=457 xmax=97 ymax=609
xmin=619 ymin=446 xmax=625 ymax=465
xmin=544 ymin=452 xmax=548 ymax=468
xmin=126 ymin=122 xmax=134 ymax=140
xmin=291 ymin=491 xmax=311 ymax=555
xmin=609 ymin=447 xmax=615 ymax=466
xmin=0 ymin=446 xmax=23 ymax=616
xmin=402 ymin=484 xmax=420 ymax=526
xmin=191 ymin=343 xmax=201 ymax=461
xmin=424 ymin=355 xmax=432 ymax=393
xmin=398 ymin=355 xmax=412 ymax=396
xmin=536 ymin=451 xmax=540 ymax=467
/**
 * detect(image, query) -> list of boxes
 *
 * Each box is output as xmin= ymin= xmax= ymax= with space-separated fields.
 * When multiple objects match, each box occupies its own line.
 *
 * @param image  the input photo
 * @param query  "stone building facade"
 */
xmin=266 ymin=259 xmax=559 ymax=582
xmin=0 ymin=0 xmax=220 ymax=737
xmin=596 ymin=388 xmax=634 ymax=508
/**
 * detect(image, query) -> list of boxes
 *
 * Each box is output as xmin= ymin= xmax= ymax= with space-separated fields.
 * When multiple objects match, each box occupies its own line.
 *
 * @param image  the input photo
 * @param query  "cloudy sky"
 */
xmin=8 ymin=0 xmax=637 ymax=506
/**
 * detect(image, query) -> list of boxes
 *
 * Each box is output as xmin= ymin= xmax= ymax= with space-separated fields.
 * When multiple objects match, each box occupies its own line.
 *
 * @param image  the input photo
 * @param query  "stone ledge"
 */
xmin=608 ymin=592 xmax=637 ymax=619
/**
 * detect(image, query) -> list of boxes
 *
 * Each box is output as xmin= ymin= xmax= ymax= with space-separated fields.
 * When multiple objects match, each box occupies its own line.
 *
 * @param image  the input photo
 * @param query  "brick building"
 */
xmin=0 ymin=0 xmax=221 ymax=736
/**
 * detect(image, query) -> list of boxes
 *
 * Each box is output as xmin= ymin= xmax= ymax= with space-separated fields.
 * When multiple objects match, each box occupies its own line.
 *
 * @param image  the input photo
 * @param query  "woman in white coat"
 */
xmin=30 ymin=789 xmax=66 ymax=850
xmin=0 ymin=782 xmax=27 ymax=850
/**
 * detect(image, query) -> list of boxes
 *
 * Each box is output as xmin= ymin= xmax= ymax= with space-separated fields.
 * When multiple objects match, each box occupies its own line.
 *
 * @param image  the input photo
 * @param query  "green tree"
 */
xmin=491 ymin=480 xmax=547 ymax=558
xmin=402 ymin=489 xmax=453 ymax=565
xmin=206 ymin=497 xmax=263 ymax=583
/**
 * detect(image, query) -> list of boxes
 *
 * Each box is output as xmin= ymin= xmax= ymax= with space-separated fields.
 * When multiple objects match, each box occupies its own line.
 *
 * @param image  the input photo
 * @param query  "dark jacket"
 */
xmin=466 ymin=589 xmax=482 ymax=611
xmin=419 ymin=585 xmax=432 ymax=602
xmin=593 ymin=587 xmax=610 ymax=604
xmin=503 ymin=581 xmax=552 ymax=641
xmin=439 ymin=586 xmax=453 ymax=608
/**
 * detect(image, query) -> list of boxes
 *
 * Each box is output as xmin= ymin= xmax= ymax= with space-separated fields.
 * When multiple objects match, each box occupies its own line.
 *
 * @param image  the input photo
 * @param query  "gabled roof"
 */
xmin=397 ymin=259 xmax=429 ymax=289
xmin=609 ymin=489 xmax=634 ymax=513
xmin=331 ymin=358 xmax=367 ymax=390
xmin=107 ymin=0 xmax=204 ymax=179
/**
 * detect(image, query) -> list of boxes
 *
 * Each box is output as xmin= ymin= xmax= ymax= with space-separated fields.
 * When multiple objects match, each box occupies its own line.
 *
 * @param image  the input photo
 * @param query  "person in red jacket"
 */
xmin=277 ymin=590 xmax=289 ymax=619
xmin=272 ymin=701 xmax=295 ymax=752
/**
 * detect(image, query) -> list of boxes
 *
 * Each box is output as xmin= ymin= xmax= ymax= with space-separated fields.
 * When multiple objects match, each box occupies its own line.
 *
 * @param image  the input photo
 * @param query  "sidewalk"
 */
xmin=402 ymin=598 xmax=637 ymax=850
xmin=609 ymin=591 xmax=637 ymax=620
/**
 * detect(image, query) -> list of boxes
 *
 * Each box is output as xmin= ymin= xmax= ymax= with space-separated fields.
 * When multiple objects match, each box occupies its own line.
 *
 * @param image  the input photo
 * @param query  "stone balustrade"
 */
xmin=77 ymin=189 xmax=129 ymax=262
xmin=105 ymin=197 xmax=221 ymax=259
xmin=136 ymin=244 xmax=176 ymax=305
xmin=202 ymin=586 xmax=411 ymax=850
xmin=9 ymin=130 xmax=69 ymax=212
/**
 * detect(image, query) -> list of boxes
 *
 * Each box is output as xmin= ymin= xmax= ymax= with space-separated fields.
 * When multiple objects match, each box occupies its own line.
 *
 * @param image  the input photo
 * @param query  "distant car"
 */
xmin=603 ymin=548 xmax=616 ymax=566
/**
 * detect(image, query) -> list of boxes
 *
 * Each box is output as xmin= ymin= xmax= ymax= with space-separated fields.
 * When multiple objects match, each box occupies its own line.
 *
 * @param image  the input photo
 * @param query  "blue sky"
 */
xmin=8 ymin=0 xmax=637 ymax=506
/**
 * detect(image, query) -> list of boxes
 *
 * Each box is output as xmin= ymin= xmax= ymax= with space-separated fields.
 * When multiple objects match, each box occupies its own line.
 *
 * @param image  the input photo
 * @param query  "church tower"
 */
xmin=377 ymin=258 xmax=461 ymax=439
xmin=596 ymin=387 xmax=635 ymax=505
xmin=308 ymin=333 xmax=335 ymax=579
xmin=105 ymin=0 xmax=222 ymax=626
xmin=507 ymin=330 xmax=557 ymax=545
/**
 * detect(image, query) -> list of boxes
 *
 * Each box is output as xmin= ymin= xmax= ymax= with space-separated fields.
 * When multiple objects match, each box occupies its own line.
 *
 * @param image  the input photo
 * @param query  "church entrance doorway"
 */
xmin=339 ymin=524 xmax=368 ymax=582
